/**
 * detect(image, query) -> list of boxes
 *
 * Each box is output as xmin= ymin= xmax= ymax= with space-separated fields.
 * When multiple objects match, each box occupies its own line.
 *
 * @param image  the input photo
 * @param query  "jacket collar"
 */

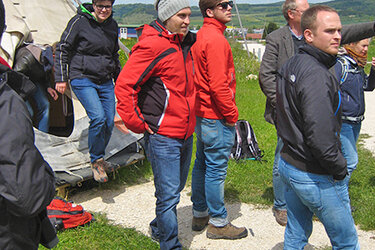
xmin=299 ymin=43 xmax=337 ymax=69
xmin=146 ymin=19 xmax=185 ymax=44
xmin=79 ymin=3 xmax=113 ymax=24
xmin=203 ymin=17 xmax=227 ymax=33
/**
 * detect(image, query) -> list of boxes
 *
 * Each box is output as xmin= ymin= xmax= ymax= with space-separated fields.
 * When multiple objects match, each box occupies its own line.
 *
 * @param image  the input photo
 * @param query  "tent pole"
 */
xmin=234 ymin=0 xmax=251 ymax=58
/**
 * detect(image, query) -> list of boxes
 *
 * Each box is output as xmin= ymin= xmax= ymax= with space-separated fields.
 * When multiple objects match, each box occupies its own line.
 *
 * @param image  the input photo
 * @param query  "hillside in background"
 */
xmin=113 ymin=0 xmax=375 ymax=29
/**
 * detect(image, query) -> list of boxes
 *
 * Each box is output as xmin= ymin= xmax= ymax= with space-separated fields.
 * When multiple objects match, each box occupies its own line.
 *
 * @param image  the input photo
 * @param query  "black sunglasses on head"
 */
xmin=217 ymin=1 xmax=234 ymax=10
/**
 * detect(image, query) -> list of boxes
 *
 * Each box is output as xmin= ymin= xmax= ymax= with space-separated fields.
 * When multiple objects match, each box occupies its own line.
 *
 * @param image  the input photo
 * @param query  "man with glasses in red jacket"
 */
xmin=190 ymin=0 xmax=248 ymax=240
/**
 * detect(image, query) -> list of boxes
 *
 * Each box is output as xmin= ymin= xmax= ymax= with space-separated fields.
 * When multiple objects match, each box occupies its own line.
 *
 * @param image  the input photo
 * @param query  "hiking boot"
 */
xmin=272 ymin=207 xmax=287 ymax=226
xmin=206 ymin=222 xmax=248 ymax=240
xmin=98 ymin=159 xmax=120 ymax=173
xmin=91 ymin=159 xmax=108 ymax=183
xmin=192 ymin=216 xmax=209 ymax=231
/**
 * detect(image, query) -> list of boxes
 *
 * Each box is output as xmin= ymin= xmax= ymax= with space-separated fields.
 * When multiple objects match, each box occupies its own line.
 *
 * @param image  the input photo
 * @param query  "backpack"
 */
xmin=46 ymin=197 xmax=94 ymax=231
xmin=337 ymin=55 xmax=362 ymax=85
xmin=230 ymin=120 xmax=264 ymax=161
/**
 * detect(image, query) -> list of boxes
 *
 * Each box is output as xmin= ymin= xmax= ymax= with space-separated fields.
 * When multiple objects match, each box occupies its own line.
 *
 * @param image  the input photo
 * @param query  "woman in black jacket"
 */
xmin=54 ymin=0 xmax=120 ymax=183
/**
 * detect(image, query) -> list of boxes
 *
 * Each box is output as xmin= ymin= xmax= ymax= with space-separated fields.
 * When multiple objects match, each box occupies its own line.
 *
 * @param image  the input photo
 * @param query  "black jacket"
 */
xmin=0 ymin=65 xmax=56 ymax=249
xmin=276 ymin=44 xmax=347 ymax=180
xmin=54 ymin=3 xmax=120 ymax=84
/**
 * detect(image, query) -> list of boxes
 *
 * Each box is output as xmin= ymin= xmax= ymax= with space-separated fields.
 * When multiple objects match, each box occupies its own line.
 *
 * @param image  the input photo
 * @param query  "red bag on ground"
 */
xmin=47 ymin=197 xmax=94 ymax=230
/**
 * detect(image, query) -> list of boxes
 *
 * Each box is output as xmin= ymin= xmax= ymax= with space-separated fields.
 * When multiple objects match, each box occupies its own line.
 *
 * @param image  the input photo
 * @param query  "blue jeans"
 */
xmin=273 ymin=136 xmax=286 ymax=210
xmin=145 ymin=133 xmax=193 ymax=250
xmin=26 ymin=83 xmax=50 ymax=133
xmin=191 ymin=117 xmax=235 ymax=227
xmin=340 ymin=121 xmax=361 ymax=180
xmin=278 ymin=157 xmax=359 ymax=250
xmin=70 ymin=78 xmax=115 ymax=162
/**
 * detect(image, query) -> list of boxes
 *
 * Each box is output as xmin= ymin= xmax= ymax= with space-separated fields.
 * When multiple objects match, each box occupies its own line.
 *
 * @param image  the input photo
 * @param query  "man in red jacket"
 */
xmin=115 ymin=0 xmax=196 ymax=249
xmin=190 ymin=0 xmax=248 ymax=240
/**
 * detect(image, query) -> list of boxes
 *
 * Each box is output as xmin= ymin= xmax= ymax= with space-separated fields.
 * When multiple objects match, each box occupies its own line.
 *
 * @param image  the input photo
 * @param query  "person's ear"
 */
xmin=287 ymin=9 xmax=294 ymax=20
xmin=304 ymin=29 xmax=313 ymax=43
xmin=206 ymin=8 xmax=214 ymax=18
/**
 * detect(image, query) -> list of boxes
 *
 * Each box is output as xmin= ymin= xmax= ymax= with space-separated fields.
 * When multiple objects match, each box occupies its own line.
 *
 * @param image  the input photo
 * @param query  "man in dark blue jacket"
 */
xmin=276 ymin=5 xmax=359 ymax=249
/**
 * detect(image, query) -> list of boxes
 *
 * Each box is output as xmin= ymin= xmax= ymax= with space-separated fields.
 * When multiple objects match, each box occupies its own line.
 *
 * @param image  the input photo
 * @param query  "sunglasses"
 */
xmin=95 ymin=4 xmax=112 ymax=10
xmin=217 ymin=1 xmax=234 ymax=10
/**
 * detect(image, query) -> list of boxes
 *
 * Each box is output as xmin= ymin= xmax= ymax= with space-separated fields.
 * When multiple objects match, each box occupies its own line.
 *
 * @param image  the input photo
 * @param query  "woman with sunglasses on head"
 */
xmin=54 ymin=0 xmax=120 ymax=183
xmin=190 ymin=0 xmax=248 ymax=240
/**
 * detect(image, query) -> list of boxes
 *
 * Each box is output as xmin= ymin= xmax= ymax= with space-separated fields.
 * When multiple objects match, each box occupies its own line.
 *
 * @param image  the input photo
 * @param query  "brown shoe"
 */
xmin=91 ymin=159 xmax=108 ymax=183
xmin=272 ymin=207 xmax=287 ymax=226
xmin=192 ymin=216 xmax=209 ymax=231
xmin=206 ymin=222 xmax=248 ymax=240
xmin=99 ymin=159 xmax=120 ymax=173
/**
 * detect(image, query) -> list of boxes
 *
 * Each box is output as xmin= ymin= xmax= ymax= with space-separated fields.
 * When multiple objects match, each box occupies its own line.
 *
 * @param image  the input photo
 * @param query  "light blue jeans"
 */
xmin=70 ymin=78 xmax=115 ymax=163
xmin=191 ymin=117 xmax=235 ymax=227
xmin=278 ymin=157 xmax=359 ymax=250
xmin=26 ymin=83 xmax=50 ymax=133
xmin=340 ymin=121 xmax=361 ymax=184
xmin=145 ymin=133 xmax=193 ymax=250
xmin=273 ymin=136 xmax=286 ymax=210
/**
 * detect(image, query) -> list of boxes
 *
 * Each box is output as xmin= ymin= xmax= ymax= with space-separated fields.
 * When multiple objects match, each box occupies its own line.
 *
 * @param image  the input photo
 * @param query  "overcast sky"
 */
xmin=115 ymin=0 xmax=329 ymax=5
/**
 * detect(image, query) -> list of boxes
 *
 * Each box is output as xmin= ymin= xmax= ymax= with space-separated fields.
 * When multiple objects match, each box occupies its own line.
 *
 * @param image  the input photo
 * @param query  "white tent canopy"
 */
xmin=1 ymin=0 xmax=76 ymax=65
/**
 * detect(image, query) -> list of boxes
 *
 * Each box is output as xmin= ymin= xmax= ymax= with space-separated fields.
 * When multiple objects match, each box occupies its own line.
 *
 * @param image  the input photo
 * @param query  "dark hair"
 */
xmin=0 ymin=0 xmax=5 ymax=40
xmin=199 ymin=0 xmax=221 ymax=18
xmin=92 ymin=0 xmax=115 ymax=5
xmin=301 ymin=5 xmax=337 ymax=33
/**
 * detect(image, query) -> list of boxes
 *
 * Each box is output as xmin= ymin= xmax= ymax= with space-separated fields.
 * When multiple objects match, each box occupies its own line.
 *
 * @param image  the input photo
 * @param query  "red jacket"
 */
xmin=115 ymin=20 xmax=196 ymax=139
xmin=192 ymin=18 xmax=238 ymax=124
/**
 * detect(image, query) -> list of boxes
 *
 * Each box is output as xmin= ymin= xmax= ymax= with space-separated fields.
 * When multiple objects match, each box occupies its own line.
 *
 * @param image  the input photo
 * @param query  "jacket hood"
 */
xmin=78 ymin=3 xmax=114 ymax=23
xmin=299 ymin=43 xmax=337 ymax=69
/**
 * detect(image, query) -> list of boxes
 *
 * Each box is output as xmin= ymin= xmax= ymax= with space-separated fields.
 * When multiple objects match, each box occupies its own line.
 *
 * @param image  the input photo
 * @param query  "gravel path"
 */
xmin=71 ymin=90 xmax=375 ymax=249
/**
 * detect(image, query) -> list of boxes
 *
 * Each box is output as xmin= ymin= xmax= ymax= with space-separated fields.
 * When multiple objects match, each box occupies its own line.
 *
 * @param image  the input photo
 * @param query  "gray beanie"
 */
xmin=155 ymin=0 xmax=191 ymax=22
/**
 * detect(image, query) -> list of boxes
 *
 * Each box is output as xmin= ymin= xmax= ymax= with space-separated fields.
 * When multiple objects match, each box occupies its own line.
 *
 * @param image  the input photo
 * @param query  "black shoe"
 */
xmin=192 ymin=216 xmax=209 ymax=231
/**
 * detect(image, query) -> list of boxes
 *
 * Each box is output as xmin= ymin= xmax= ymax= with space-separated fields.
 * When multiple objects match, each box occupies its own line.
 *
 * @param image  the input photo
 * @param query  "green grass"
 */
xmin=44 ymin=38 xmax=375 ymax=249
xmin=349 ymin=136 xmax=375 ymax=230
xmin=40 ymin=213 xmax=159 ymax=250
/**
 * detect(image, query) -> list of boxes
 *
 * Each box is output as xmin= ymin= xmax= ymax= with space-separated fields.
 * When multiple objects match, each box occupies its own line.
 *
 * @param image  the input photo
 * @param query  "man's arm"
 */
xmin=115 ymin=43 xmax=155 ymax=134
xmin=259 ymin=33 xmax=280 ymax=109
xmin=299 ymin=72 xmax=347 ymax=179
xmin=204 ymin=38 xmax=238 ymax=124
xmin=341 ymin=22 xmax=375 ymax=45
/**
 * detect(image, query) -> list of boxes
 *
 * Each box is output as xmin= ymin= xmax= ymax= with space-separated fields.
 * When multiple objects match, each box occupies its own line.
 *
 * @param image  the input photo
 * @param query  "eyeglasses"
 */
xmin=216 ymin=1 xmax=234 ymax=10
xmin=95 ymin=4 xmax=112 ymax=11
xmin=292 ymin=9 xmax=305 ymax=15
